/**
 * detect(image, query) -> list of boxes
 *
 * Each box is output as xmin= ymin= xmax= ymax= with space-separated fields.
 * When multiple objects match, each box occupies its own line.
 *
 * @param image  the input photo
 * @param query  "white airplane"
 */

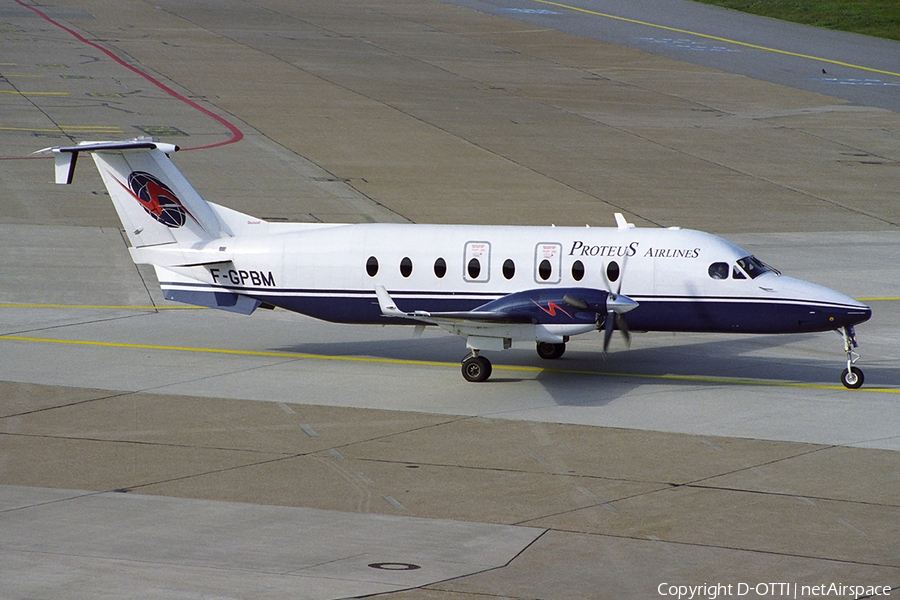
xmin=37 ymin=138 xmax=872 ymax=387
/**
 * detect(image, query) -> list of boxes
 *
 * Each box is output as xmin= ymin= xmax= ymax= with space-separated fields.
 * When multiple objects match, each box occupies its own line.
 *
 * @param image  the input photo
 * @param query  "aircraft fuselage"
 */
xmin=157 ymin=222 xmax=871 ymax=335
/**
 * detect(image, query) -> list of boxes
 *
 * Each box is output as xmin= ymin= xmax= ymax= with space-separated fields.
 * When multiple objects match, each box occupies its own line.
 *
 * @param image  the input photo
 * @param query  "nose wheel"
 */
xmin=839 ymin=326 xmax=864 ymax=389
xmin=841 ymin=366 xmax=864 ymax=389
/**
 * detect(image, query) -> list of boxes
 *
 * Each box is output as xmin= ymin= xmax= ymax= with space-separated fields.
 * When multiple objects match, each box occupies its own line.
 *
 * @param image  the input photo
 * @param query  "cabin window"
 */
xmin=607 ymin=261 xmax=620 ymax=283
xmin=708 ymin=262 xmax=728 ymax=280
xmin=400 ymin=257 xmax=413 ymax=278
xmin=502 ymin=259 xmax=515 ymax=280
xmin=538 ymin=259 xmax=552 ymax=281
xmin=571 ymin=260 xmax=585 ymax=281
xmin=366 ymin=256 xmax=379 ymax=277
xmin=434 ymin=257 xmax=447 ymax=278
xmin=467 ymin=258 xmax=481 ymax=280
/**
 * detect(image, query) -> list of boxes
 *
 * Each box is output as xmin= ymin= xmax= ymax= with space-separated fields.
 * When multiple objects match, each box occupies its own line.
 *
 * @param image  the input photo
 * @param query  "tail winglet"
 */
xmin=35 ymin=139 xmax=180 ymax=185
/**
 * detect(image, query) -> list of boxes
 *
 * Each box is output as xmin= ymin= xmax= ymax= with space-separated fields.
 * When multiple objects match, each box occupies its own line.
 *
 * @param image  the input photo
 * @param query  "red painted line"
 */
xmin=11 ymin=0 xmax=243 ymax=151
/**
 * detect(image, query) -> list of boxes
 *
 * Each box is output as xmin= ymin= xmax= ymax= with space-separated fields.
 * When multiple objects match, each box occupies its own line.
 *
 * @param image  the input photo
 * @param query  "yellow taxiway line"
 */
xmin=0 ymin=333 xmax=896 ymax=394
xmin=529 ymin=0 xmax=900 ymax=78
xmin=0 ymin=90 xmax=68 ymax=95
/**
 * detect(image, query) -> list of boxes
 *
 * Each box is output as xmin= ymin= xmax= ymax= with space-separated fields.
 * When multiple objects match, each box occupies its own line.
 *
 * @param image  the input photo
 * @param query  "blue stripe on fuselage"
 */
xmin=158 ymin=282 xmax=871 ymax=334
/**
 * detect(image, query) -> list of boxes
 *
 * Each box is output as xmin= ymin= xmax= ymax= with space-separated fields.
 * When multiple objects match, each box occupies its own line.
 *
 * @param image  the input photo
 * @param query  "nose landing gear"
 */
xmin=839 ymin=326 xmax=864 ymax=389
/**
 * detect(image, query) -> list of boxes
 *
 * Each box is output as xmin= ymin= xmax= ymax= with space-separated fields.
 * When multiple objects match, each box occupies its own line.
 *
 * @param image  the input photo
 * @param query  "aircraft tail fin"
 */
xmin=36 ymin=138 xmax=242 ymax=248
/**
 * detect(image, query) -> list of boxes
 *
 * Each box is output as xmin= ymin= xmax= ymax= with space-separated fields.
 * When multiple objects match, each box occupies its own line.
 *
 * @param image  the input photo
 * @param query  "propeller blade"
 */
xmin=617 ymin=255 xmax=628 ymax=295
xmin=616 ymin=314 xmax=632 ymax=348
xmin=603 ymin=311 xmax=615 ymax=352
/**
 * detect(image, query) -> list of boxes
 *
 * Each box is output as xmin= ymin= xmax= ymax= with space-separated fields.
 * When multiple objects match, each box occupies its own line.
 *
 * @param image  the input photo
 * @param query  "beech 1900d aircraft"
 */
xmin=37 ymin=139 xmax=872 ymax=387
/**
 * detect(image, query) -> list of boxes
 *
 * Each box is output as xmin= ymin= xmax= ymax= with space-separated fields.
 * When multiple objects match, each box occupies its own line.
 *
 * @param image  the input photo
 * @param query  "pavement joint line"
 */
xmin=1 ymin=334 xmax=897 ymax=394
xmin=528 ymin=0 xmax=900 ymax=78
xmin=0 ymin=125 xmax=123 ymax=133
xmin=0 ymin=430 xmax=288 ymax=455
xmin=0 ymin=303 xmax=199 ymax=309
xmin=527 ymin=525 xmax=900 ymax=570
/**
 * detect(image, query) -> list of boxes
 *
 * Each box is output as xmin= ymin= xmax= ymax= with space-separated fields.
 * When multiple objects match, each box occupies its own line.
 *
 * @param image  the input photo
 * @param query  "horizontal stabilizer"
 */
xmin=153 ymin=266 xmax=261 ymax=315
xmin=130 ymin=245 xmax=235 ymax=268
xmin=34 ymin=139 xmax=180 ymax=185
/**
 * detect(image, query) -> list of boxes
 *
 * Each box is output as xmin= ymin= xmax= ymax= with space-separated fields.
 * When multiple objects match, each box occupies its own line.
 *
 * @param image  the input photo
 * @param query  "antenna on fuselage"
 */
xmin=614 ymin=213 xmax=635 ymax=230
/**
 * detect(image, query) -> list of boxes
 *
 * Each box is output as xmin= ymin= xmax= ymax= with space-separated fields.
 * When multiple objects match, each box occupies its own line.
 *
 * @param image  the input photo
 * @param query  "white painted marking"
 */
xmin=577 ymin=486 xmax=618 ymax=512
xmin=383 ymin=496 xmax=408 ymax=511
xmin=355 ymin=472 xmax=375 ymax=486
xmin=635 ymin=37 xmax=739 ymax=53
xmin=499 ymin=8 xmax=560 ymax=15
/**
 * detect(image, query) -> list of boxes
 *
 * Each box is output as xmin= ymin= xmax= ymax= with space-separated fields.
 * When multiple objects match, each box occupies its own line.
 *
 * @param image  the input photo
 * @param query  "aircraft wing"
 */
xmin=374 ymin=285 xmax=524 ymax=324
xmin=374 ymin=285 xmax=633 ymax=326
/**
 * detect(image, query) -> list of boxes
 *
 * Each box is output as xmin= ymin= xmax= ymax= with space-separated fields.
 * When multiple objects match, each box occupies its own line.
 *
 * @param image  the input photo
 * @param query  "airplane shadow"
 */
xmin=272 ymin=328 xmax=899 ymax=407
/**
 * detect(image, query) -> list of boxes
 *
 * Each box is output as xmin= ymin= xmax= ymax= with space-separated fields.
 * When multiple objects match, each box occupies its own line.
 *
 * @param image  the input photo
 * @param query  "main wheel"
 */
xmin=536 ymin=342 xmax=566 ymax=360
xmin=462 ymin=355 xmax=492 ymax=382
xmin=841 ymin=366 xmax=864 ymax=389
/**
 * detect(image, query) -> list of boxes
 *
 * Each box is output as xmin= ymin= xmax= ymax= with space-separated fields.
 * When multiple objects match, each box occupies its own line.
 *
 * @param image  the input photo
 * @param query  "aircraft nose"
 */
xmin=769 ymin=275 xmax=871 ymax=330
xmin=608 ymin=293 xmax=639 ymax=314
xmin=838 ymin=302 xmax=872 ymax=327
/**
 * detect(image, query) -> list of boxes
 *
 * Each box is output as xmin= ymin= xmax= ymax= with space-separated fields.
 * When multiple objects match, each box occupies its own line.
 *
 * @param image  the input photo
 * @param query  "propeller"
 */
xmin=600 ymin=257 xmax=638 ymax=352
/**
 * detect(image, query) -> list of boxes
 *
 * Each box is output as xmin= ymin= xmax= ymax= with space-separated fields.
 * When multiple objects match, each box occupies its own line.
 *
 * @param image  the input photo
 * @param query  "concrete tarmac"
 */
xmin=448 ymin=0 xmax=900 ymax=112
xmin=1 ymin=0 xmax=899 ymax=598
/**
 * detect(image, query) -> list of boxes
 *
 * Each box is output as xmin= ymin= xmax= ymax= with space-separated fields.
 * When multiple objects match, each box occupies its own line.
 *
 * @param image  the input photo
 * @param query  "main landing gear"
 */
xmin=839 ymin=326 xmax=864 ymax=389
xmin=461 ymin=351 xmax=492 ymax=383
xmin=462 ymin=341 xmax=568 ymax=382
xmin=536 ymin=341 xmax=566 ymax=360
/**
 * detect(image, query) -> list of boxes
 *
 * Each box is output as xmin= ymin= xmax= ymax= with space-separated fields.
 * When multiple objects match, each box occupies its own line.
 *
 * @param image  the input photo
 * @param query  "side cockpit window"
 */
xmin=708 ymin=262 xmax=729 ymax=280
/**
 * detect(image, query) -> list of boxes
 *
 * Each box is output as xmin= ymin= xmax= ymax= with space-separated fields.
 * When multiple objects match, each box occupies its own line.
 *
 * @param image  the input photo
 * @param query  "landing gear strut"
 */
xmin=461 ymin=351 xmax=492 ymax=383
xmin=839 ymin=326 xmax=864 ymax=389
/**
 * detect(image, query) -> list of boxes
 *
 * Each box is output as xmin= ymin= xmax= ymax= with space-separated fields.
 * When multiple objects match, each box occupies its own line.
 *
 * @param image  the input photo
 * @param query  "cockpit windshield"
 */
xmin=736 ymin=256 xmax=780 ymax=279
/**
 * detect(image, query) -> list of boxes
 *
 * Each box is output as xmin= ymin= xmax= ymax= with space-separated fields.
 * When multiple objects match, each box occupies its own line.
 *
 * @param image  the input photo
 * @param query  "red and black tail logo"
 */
xmin=118 ymin=171 xmax=198 ymax=228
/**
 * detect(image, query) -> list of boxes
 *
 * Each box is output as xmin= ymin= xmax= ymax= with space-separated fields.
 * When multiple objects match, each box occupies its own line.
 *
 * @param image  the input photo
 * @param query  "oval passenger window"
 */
xmin=434 ymin=257 xmax=447 ymax=278
xmin=502 ymin=259 xmax=515 ymax=280
xmin=572 ymin=260 xmax=585 ymax=281
xmin=467 ymin=258 xmax=481 ymax=279
xmin=366 ymin=256 xmax=379 ymax=277
xmin=606 ymin=261 xmax=619 ymax=283
xmin=538 ymin=259 xmax=552 ymax=281
xmin=400 ymin=257 xmax=413 ymax=278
